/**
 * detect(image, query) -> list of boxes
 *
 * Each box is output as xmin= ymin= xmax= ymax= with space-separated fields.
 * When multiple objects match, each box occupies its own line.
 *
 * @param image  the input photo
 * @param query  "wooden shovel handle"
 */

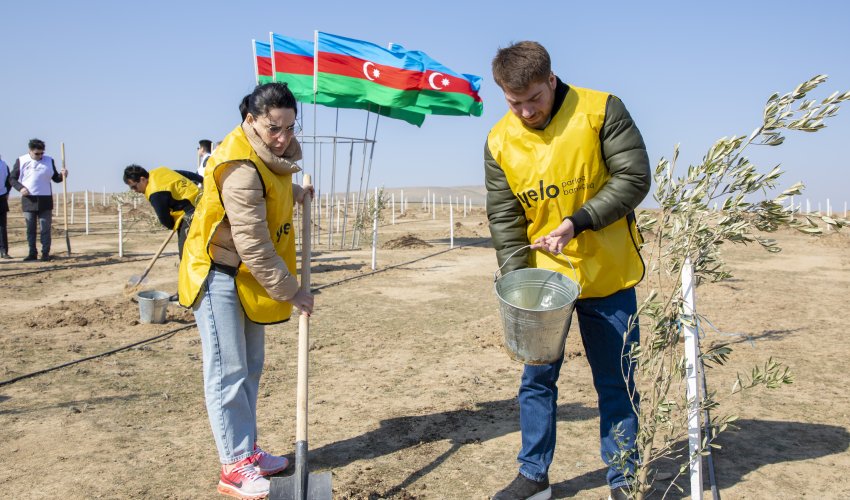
xmin=136 ymin=228 xmax=177 ymax=284
xmin=296 ymin=175 xmax=312 ymax=444
xmin=61 ymin=143 xmax=68 ymax=229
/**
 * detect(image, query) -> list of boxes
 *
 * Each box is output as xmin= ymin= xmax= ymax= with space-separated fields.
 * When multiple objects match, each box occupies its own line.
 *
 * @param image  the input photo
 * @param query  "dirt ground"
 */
xmin=1 ymin=193 xmax=848 ymax=499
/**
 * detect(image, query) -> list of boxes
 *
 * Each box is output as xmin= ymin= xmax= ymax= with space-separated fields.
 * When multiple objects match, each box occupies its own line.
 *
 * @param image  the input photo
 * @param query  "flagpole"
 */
xmin=362 ymin=108 xmax=381 ymax=220
xmin=268 ymin=32 xmax=276 ymax=82
xmin=252 ymin=39 xmax=260 ymax=85
xmin=312 ymin=30 xmax=320 ymax=247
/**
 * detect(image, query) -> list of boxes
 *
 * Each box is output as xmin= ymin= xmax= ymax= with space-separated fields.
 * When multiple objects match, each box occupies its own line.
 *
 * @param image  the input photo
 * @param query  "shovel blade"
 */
xmin=127 ymin=274 xmax=147 ymax=287
xmin=269 ymin=472 xmax=332 ymax=500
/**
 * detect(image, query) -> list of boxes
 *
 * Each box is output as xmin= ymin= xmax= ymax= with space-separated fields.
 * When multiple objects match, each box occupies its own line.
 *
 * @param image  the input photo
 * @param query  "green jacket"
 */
xmin=485 ymin=78 xmax=651 ymax=274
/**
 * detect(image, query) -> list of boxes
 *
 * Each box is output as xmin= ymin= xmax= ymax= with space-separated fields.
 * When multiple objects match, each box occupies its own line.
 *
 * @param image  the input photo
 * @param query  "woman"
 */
xmin=178 ymin=82 xmax=314 ymax=500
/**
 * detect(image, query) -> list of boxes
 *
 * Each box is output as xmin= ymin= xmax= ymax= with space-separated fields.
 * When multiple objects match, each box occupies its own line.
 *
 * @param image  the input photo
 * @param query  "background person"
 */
xmin=197 ymin=139 xmax=212 ymax=177
xmin=177 ymin=82 xmax=312 ymax=500
xmin=10 ymin=138 xmax=68 ymax=262
xmin=122 ymin=165 xmax=202 ymax=259
xmin=0 ymin=154 xmax=10 ymax=259
xmin=485 ymin=41 xmax=650 ymax=500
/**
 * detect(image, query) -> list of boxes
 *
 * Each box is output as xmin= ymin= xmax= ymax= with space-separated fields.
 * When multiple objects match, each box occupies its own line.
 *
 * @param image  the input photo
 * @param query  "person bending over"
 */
xmin=123 ymin=165 xmax=202 ymax=259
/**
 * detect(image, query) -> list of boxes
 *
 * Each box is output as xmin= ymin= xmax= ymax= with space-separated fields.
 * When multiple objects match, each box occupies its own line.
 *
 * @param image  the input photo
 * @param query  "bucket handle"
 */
xmin=494 ymin=244 xmax=581 ymax=294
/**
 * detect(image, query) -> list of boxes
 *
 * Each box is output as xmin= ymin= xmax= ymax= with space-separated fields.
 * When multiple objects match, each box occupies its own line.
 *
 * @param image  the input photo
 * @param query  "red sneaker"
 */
xmin=217 ymin=456 xmax=269 ymax=499
xmin=251 ymin=444 xmax=290 ymax=476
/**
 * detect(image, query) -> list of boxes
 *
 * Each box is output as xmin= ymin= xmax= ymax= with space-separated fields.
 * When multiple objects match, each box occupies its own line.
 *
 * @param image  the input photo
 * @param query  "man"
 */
xmin=10 ymin=139 xmax=68 ymax=261
xmin=123 ymin=165 xmax=202 ymax=259
xmin=197 ymin=139 xmax=212 ymax=177
xmin=0 ymin=154 xmax=11 ymax=259
xmin=485 ymin=41 xmax=650 ymax=500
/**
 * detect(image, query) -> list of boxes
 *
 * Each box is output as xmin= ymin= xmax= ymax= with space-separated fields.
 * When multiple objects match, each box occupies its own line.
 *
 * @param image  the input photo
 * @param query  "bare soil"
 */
xmin=1 ymin=197 xmax=848 ymax=499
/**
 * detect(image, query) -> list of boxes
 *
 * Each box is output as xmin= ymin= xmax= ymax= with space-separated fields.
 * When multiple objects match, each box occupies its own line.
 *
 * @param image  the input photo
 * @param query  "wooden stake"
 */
xmin=450 ymin=201 xmax=454 ymax=249
xmin=85 ymin=190 xmax=90 ymax=234
xmin=117 ymin=204 xmax=123 ymax=258
xmin=61 ymin=143 xmax=71 ymax=256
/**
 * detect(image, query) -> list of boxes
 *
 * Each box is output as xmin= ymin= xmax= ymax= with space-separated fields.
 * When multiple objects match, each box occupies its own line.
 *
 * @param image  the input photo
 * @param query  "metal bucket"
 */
xmin=137 ymin=290 xmax=170 ymax=324
xmin=494 ymin=247 xmax=581 ymax=365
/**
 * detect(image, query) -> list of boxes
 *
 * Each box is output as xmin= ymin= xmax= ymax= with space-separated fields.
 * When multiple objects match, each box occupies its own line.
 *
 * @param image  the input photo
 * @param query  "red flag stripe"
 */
xmin=257 ymin=56 xmax=273 ymax=77
xmin=274 ymin=52 xmax=313 ymax=76
xmin=318 ymin=52 xmax=421 ymax=91
xmin=421 ymin=70 xmax=482 ymax=101
xmin=273 ymin=50 xmax=481 ymax=101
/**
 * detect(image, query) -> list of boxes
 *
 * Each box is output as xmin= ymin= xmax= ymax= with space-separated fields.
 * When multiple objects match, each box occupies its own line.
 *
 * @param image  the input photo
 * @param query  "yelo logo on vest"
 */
xmin=514 ymin=177 xmax=596 ymax=209
xmin=275 ymin=223 xmax=291 ymax=243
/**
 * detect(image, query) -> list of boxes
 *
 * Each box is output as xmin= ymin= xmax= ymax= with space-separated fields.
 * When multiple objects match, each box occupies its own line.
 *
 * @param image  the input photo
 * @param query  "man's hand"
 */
xmin=530 ymin=218 xmax=576 ymax=254
xmin=61 ymin=168 xmax=68 ymax=179
xmin=290 ymin=288 xmax=314 ymax=316
xmin=20 ymin=187 xmax=30 ymax=196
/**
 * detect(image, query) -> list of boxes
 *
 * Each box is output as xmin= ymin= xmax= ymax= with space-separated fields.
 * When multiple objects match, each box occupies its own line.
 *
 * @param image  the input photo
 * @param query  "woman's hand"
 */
xmin=293 ymin=184 xmax=315 ymax=205
xmin=290 ymin=288 xmax=314 ymax=316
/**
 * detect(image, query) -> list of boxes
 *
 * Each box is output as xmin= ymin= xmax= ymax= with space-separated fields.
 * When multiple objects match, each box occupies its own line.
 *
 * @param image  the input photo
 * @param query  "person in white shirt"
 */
xmin=9 ymin=139 xmax=68 ymax=261
xmin=0 ymin=154 xmax=11 ymax=259
xmin=197 ymin=139 xmax=212 ymax=178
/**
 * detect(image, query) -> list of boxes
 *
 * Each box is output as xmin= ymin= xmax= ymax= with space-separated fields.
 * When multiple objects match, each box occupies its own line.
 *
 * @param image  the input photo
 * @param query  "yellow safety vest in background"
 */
xmin=178 ymin=126 xmax=296 ymax=324
xmin=487 ymin=86 xmax=644 ymax=298
xmin=144 ymin=167 xmax=200 ymax=229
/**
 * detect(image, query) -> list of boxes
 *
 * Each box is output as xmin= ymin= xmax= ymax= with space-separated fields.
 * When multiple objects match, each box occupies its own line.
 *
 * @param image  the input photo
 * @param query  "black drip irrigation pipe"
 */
xmin=0 ymin=253 xmax=178 ymax=280
xmin=0 ymin=324 xmax=195 ymax=388
xmin=0 ymin=239 xmax=491 ymax=388
xmin=313 ymin=238 xmax=491 ymax=291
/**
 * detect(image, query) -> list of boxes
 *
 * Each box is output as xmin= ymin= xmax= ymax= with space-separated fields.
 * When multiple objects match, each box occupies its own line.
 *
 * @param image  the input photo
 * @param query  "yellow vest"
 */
xmin=487 ymin=86 xmax=644 ymax=298
xmin=144 ymin=167 xmax=201 ymax=229
xmin=178 ymin=126 xmax=297 ymax=324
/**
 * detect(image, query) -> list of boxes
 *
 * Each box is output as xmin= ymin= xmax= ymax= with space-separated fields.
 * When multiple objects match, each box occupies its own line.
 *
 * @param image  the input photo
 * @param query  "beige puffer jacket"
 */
xmin=208 ymin=122 xmax=305 ymax=302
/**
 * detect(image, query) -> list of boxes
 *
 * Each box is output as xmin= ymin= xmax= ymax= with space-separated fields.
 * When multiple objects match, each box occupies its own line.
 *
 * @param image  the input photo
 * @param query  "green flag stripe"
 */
xmin=272 ymin=72 xmax=425 ymax=126
xmin=317 ymin=72 xmax=418 ymax=109
xmin=274 ymin=72 xmax=314 ymax=102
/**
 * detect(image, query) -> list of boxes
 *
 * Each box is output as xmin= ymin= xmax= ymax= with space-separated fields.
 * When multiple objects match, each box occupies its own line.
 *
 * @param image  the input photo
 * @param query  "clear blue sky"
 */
xmin=2 ymin=0 xmax=848 ymax=209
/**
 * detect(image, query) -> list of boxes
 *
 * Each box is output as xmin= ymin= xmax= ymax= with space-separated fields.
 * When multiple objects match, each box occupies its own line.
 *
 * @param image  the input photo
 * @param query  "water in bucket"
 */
xmin=137 ymin=290 xmax=171 ymax=324
xmin=495 ymin=259 xmax=580 ymax=365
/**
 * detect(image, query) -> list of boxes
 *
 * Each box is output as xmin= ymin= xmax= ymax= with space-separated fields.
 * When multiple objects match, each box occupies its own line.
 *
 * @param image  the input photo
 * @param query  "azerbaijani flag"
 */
xmin=389 ymin=43 xmax=483 ymax=117
xmin=270 ymin=33 xmax=315 ymax=102
xmin=316 ymin=31 xmax=424 ymax=111
xmin=253 ymin=40 xmax=273 ymax=84
xmin=270 ymin=33 xmax=425 ymax=126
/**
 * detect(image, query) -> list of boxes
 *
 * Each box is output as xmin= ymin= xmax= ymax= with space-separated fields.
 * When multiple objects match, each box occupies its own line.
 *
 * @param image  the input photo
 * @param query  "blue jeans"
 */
xmin=24 ymin=209 xmax=52 ymax=256
xmin=517 ymin=287 xmax=640 ymax=489
xmin=194 ymin=269 xmax=266 ymax=464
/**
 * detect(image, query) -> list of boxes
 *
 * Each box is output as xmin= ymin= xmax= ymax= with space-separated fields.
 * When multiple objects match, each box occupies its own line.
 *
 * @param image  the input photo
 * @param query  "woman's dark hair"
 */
xmin=123 ymin=164 xmax=149 ymax=183
xmin=239 ymin=95 xmax=250 ymax=121
xmin=240 ymin=82 xmax=297 ymax=121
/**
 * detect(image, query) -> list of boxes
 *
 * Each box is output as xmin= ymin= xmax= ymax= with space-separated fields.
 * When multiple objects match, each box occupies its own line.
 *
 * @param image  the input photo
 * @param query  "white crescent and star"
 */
xmin=363 ymin=61 xmax=378 ymax=81
xmin=428 ymin=72 xmax=446 ymax=90
xmin=361 ymin=64 xmax=450 ymax=88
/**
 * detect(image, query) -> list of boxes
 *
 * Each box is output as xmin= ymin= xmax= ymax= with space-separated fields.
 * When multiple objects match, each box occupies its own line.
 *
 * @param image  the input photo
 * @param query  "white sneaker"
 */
xmin=251 ymin=444 xmax=290 ymax=476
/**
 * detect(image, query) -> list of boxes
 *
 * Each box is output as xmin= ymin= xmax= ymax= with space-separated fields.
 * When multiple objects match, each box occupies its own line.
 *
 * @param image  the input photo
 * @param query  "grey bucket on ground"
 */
xmin=137 ymin=290 xmax=171 ymax=324
xmin=495 ymin=268 xmax=579 ymax=365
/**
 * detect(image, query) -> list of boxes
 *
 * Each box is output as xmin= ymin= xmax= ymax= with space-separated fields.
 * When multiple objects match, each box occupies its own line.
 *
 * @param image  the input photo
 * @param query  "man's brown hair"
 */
xmin=492 ymin=41 xmax=552 ymax=91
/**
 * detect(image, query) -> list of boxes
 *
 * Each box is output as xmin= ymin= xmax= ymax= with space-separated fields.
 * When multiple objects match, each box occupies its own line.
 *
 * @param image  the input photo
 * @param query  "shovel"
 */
xmin=125 ymin=227 xmax=177 ymax=293
xmin=61 ymin=142 xmax=71 ymax=256
xmin=270 ymin=175 xmax=332 ymax=500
